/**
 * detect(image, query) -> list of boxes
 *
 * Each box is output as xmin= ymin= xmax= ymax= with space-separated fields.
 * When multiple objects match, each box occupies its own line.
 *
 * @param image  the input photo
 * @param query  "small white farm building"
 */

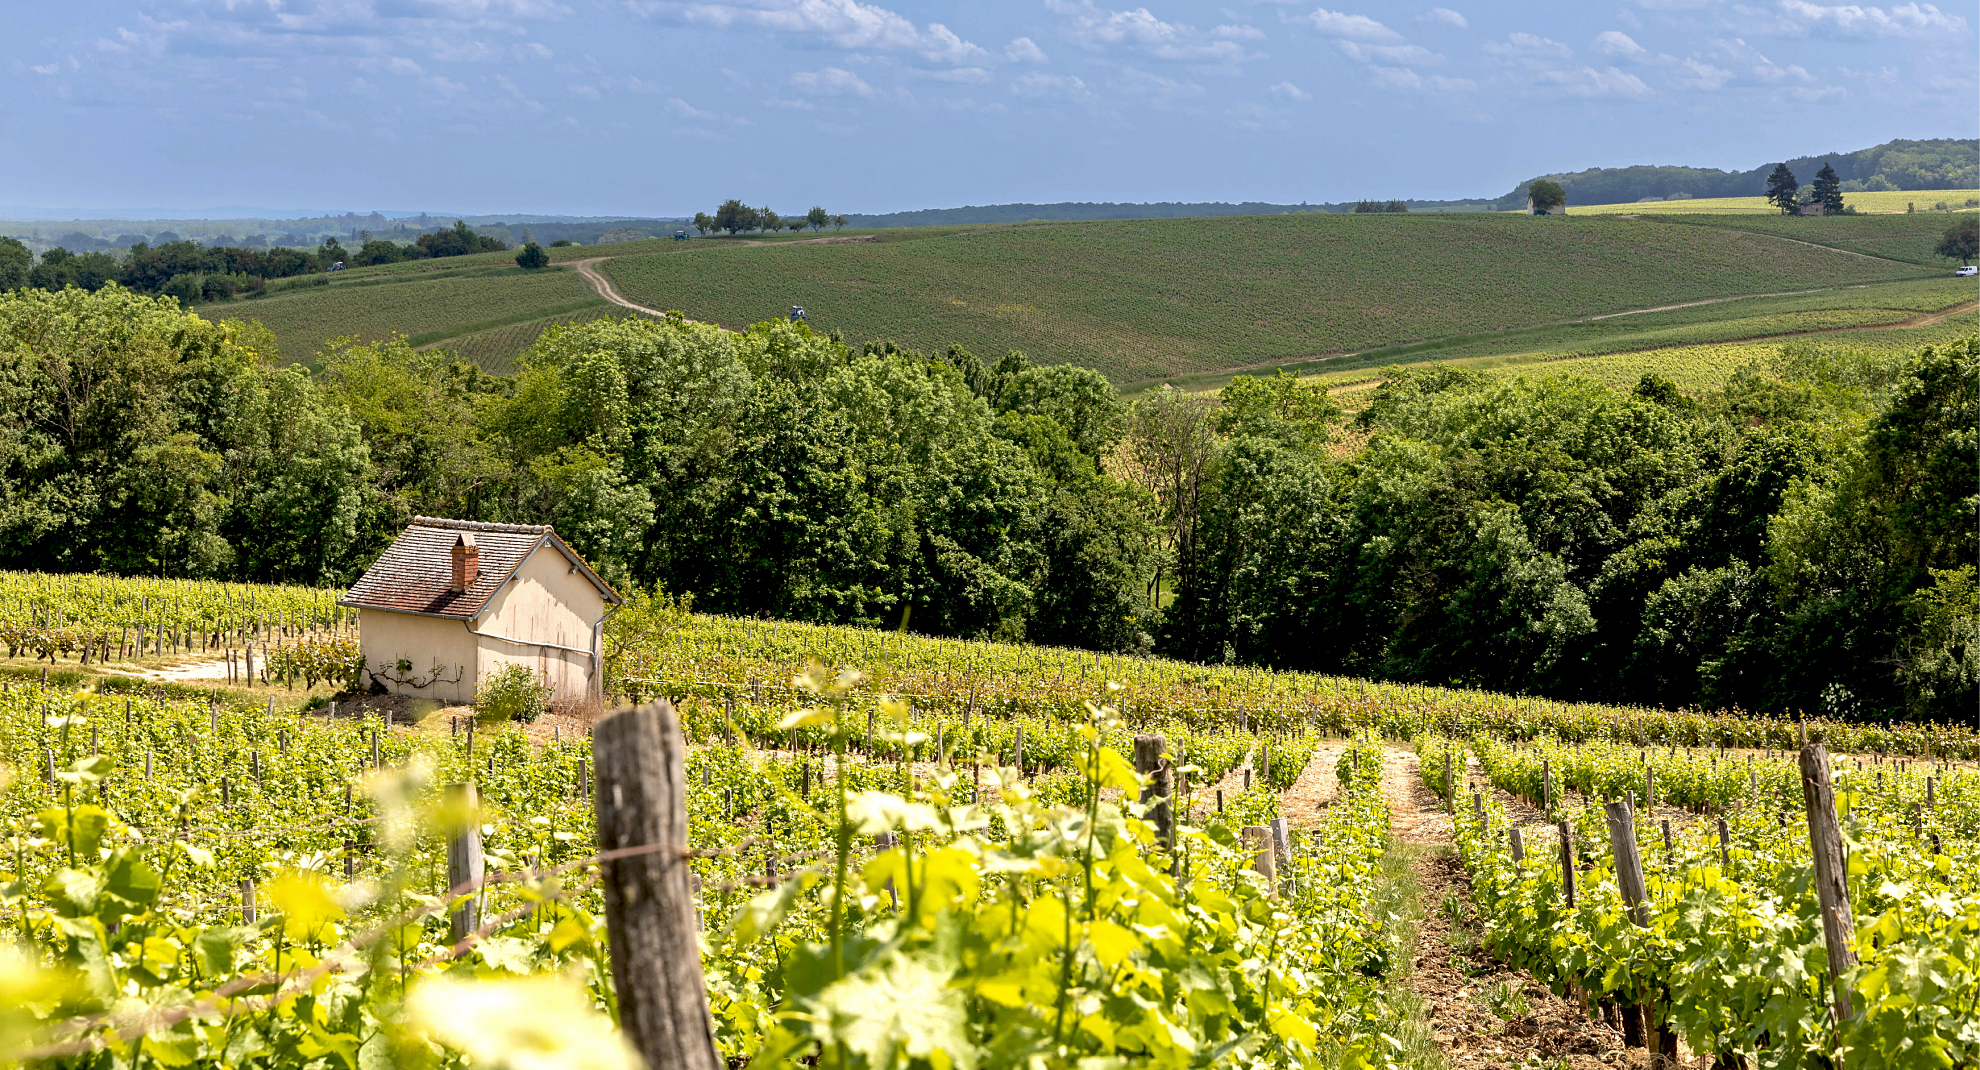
xmin=339 ymin=517 xmax=622 ymax=708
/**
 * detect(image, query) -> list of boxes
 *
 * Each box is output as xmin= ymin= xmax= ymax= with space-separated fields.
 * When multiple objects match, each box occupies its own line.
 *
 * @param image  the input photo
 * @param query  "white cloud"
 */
xmin=1339 ymin=40 xmax=1442 ymax=64
xmin=1112 ymin=65 xmax=1206 ymax=99
xmin=914 ymin=66 xmax=992 ymax=82
xmin=1675 ymin=57 xmax=1733 ymax=88
xmin=1426 ymin=7 xmax=1467 ymax=28
xmin=667 ymin=96 xmax=717 ymax=119
xmin=1269 ymin=79 xmax=1311 ymax=100
xmin=1545 ymin=65 xmax=1652 ymax=96
xmin=1047 ymin=0 xmax=1260 ymax=63
xmin=1010 ymin=71 xmax=1096 ymax=100
xmin=1486 ymin=32 xmax=1572 ymax=57
xmin=1594 ymin=30 xmax=1645 ymax=57
xmin=1771 ymin=0 xmax=1967 ymax=38
xmin=1617 ymin=9 xmax=1642 ymax=29
xmin=567 ymin=83 xmax=600 ymax=98
xmin=1369 ymin=65 xmax=1476 ymax=91
xmin=791 ymin=66 xmax=876 ymax=95
xmin=1214 ymin=24 xmax=1266 ymax=39
xmin=654 ymin=0 xmax=986 ymax=62
xmin=1307 ymin=8 xmax=1404 ymax=41
xmin=1005 ymin=36 xmax=1048 ymax=63
xmin=1705 ymin=37 xmax=1815 ymax=81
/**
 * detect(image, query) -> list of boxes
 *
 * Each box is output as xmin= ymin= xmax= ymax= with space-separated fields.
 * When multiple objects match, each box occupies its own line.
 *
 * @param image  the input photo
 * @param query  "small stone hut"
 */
xmin=339 ymin=517 xmax=622 ymax=708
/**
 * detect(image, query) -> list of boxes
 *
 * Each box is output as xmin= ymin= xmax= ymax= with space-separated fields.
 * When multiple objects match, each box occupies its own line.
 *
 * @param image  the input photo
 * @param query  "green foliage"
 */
xmin=0 ymin=236 xmax=29 ymax=290
xmin=1812 ymin=162 xmax=1845 ymax=215
xmin=1765 ymin=164 xmax=1800 ymax=214
xmin=515 ymin=242 xmax=549 ymax=270
xmin=598 ymin=213 xmax=1923 ymax=387
xmin=1937 ymin=216 xmax=1979 ymax=263
xmin=476 ymin=663 xmax=553 ymax=721
xmin=1527 ymin=180 xmax=1566 ymax=212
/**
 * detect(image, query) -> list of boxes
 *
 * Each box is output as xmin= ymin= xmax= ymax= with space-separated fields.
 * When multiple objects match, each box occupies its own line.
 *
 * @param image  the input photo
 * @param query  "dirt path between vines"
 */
xmin=1379 ymin=745 xmax=1635 ymax=1070
xmin=570 ymin=258 xmax=671 ymax=318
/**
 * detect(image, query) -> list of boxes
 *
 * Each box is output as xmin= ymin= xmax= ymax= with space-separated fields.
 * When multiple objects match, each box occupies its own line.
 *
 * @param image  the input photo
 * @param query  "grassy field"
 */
xmin=1657 ymin=211 xmax=1974 ymax=267
xmin=601 ymin=213 xmax=1933 ymax=387
xmin=204 ymin=211 xmax=1960 ymax=383
xmin=234 ymin=264 xmax=608 ymax=361
xmin=1569 ymin=189 xmax=1979 ymax=215
xmin=1312 ymin=318 xmax=1977 ymax=408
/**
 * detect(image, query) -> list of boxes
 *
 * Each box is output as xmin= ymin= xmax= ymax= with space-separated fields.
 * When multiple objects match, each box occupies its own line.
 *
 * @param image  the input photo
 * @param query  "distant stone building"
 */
xmin=340 ymin=517 xmax=622 ymax=708
xmin=1793 ymin=202 xmax=1827 ymax=217
xmin=1526 ymin=194 xmax=1567 ymax=216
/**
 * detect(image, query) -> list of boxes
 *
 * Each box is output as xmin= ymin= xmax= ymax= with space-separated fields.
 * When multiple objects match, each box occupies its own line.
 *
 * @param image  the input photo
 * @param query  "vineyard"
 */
xmin=1 ymin=575 xmax=1976 ymax=1068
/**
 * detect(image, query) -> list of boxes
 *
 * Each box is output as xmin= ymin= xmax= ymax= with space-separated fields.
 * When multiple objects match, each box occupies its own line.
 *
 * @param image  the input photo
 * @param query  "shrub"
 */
xmin=515 ymin=242 xmax=549 ymax=270
xmin=476 ymin=663 xmax=552 ymax=721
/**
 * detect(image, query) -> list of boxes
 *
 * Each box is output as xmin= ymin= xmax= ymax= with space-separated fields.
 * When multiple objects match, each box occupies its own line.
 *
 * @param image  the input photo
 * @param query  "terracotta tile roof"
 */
xmin=340 ymin=517 xmax=621 ymax=619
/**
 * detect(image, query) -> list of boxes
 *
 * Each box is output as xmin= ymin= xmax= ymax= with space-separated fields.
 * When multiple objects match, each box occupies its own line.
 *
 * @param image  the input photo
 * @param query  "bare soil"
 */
xmin=1379 ymin=745 xmax=1651 ymax=1070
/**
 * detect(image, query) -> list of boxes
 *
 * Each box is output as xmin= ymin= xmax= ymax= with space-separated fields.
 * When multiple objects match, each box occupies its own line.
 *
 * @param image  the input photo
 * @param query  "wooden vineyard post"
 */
xmin=1542 ymin=759 xmax=1553 ymax=814
xmin=1557 ymin=819 xmax=1576 ymax=908
xmin=446 ymin=783 xmax=483 ymax=943
xmin=1717 ymin=816 xmax=1731 ymax=869
xmin=240 ymin=879 xmax=256 ymax=925
xmin=1442 ymin=749 xmax=1453 ymax=811
xmin=1606 ymin=800 xmax=1669 ymax=1058
xmin=592 ymin=701 xmax=723 ymax=1070
xmin=1798 ymin=743 xmax=1856 ymax=1023
xmin=1241 ymin=826 xmax=1277 ymax=897
xmin=1509 ymin=826 xmax=1525 ymax=864
xmin=1134 ymin=735 xmax=1173 ymax=852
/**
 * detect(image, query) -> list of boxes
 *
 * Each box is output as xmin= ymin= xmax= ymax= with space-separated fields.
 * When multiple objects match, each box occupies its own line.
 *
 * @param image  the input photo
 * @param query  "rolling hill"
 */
xmin=212 ymin=210 xmax=1966 ymax=389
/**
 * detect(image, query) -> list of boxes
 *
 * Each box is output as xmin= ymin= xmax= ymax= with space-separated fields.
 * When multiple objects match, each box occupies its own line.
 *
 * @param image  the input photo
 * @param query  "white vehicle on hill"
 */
xmin=1956 ymin=265 xmax=1977 ymax=277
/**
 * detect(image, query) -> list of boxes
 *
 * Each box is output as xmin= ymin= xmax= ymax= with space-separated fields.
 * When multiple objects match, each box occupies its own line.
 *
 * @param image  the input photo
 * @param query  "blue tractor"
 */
xmin=789 ymin=305 xmax=807 ymax=323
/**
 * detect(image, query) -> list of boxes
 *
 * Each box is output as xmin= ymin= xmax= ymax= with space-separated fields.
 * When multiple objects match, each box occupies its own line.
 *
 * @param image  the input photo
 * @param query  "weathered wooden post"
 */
xmin=1798 ymin=743 xmax=1856 ymax=1023
xmin=1442 ymin=749 xmax=1453 ymax=811
xmin=1606 ymin=800 xmax=1654 ymax=1052
xmin=240 ymin=879 xmax=256 ymax=925
xmin=1557 ymin=819 xmax=1576 ymax=908
xmin=446 ymin=782 xmax=483 ymax=943
xmin=1241 ymin=825 xmax=1276 ymax=896
xmin=1717 ymin=816 xmax=1731 ymax=869
xmin=1509 ymin=825 xmax=1525 ymax=864
xmin=1542 ymin=758 xmax=1553 ymax=813
xmin=592 ymin=701 xmax=723 ymax=1070
xmin=1134 ymin=734 xmax=1173 ymax=851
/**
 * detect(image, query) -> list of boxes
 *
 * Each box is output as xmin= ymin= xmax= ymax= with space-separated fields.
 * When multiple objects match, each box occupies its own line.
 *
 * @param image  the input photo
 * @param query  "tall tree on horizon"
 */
xmin=1812 ymin=162 xmax=1845 ymax=215
xmin=1765 ymin=163 xmax=1800 ymax=214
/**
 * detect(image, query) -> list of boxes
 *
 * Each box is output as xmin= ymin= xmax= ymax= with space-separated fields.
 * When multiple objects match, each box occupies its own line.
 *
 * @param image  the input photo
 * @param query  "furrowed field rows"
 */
xmin=1313 ymin=321 xmax=1977 ymax=405
xmin=234 ymin=265 xmax=603 ymax=361
xmin=436 ymin=305 xmax=635 ymax=373
xmin=599 ymin=213 xmax=1931 ymax=387
xmin=1662 ymin=210 xmax=1972 ymax=266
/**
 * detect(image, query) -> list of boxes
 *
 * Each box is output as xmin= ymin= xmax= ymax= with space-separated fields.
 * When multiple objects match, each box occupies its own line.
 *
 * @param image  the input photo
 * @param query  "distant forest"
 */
xmin=1503 ymin=137 xmax=1978 ymax=207
xmin=844 ymin=137 xmax=1975 ymax=227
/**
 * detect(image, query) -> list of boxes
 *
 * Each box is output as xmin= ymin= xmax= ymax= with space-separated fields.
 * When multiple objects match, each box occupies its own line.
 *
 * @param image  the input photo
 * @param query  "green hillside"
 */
xmin=209 ymin=212 xmax=1959 ymax=384
xmin=599 ymin=212 xmax=1937 ymax=386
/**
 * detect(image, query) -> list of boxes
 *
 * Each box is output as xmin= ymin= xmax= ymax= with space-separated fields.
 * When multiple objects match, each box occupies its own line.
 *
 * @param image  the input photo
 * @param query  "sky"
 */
xmin=3 ymin=0 xmax=1974 ymax=217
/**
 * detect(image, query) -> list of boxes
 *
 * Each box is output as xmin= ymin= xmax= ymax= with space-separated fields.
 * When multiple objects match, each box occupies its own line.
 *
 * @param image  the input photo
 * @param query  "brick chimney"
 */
xmin=449 ymin=532 xmax=479 ymax=593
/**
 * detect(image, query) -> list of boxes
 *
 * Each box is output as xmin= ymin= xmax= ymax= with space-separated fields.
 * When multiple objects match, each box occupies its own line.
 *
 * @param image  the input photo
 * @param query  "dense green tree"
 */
xmin=1527 ymin=180 xmax=1566 ymax=213
xmin=714 ymin=200 xmax=756 ymax=234
xmin=515 ymin=242 xmax=549 ymax=270
xmin=692 ymin=213 xmax=714 ymax=236
xmin=1765 ymin=163 xmax=1800 ymax=214
xmin=1811 ymin=162 xmax=1845 ymax=214
xmin=1937 ymin=217 xmax=1979 ymax=264
xmin=807 ymin=206 xmax=830 ymax=231
xmin=0 ymin=238 xmax=28 ymax=291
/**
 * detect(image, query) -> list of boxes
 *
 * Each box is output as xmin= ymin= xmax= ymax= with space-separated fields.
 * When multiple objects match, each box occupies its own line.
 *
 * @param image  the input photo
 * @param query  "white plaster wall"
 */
xmin=359 ymin=610 xmax=478 ymax=704
xmin=472 ymin=545 xmax=608 ymax=705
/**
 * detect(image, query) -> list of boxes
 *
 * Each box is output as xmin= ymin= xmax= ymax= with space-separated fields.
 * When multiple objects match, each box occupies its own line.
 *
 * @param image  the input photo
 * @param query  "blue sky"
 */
xmin=3 ymin=0 xmax=1973 ymax=216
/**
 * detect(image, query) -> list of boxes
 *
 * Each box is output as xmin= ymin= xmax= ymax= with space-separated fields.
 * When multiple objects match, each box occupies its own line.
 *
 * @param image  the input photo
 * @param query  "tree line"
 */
xmin=692 ymin=201 xmax=848 ymax=236
xmin=0 ymin=220 xmax=508 ymax=304
xmin=0 ymin=282 xmax=1969 ymax=721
